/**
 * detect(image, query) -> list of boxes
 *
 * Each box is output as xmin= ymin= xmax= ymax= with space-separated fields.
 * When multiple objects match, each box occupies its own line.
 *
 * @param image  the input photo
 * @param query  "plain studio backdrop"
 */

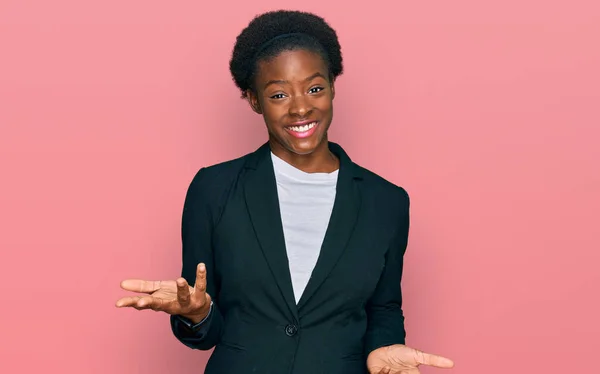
xmin=0 ymin=1 xmax=598 ymax=373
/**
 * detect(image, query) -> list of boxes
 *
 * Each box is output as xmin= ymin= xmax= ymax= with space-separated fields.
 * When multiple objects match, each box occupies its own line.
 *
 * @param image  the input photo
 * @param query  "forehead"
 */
xmin=256 ymin=49 xmax=328 ymax=81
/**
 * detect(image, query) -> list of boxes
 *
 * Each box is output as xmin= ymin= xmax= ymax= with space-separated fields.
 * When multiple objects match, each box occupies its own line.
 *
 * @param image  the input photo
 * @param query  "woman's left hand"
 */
xmin=367 ymin=344 xmax=454 ymax=374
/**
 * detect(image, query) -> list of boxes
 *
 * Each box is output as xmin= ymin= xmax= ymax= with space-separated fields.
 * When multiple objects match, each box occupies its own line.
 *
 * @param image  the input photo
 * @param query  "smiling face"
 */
xmin=247 ymin=49 xmax=335 ymax=164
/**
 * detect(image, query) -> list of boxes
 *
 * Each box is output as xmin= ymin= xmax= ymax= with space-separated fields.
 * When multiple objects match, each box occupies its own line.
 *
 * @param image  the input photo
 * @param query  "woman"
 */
xmin=116 ymin=10 xmax=454 ymax=374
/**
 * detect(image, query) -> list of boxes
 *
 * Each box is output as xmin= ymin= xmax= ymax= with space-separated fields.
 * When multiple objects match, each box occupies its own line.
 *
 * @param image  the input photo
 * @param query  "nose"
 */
xmin=288 ymin=94 xmax=311 ymax=117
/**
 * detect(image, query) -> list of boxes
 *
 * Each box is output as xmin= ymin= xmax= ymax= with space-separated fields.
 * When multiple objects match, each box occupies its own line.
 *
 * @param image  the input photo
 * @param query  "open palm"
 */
xmin=367 ymin=344 xmax=454 ymax=374
xmin=116 ymin=262 xmax=211 ymax=322
xmin=121 ymin=279 xmax=183 ymax=311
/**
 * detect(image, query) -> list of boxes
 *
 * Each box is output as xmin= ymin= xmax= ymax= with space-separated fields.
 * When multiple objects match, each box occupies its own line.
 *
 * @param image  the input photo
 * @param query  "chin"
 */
xmin=288 ymin=147 xmax=316 ymax=156
xmin=287 ymin=138 xmax=324 ymax=155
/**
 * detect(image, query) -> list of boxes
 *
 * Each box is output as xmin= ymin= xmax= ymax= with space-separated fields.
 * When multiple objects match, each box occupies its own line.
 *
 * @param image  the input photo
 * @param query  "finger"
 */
xmin=176 ymin=278 xmax=191 ymax=306
xmin=415 ymin=350 xmax=454 ymax=368
xmin=136 ymin=296 xmax=167 ymax=311
xmin=115 ymin=296 xmax=142 ymax=308
xmin=116 ymin=295 xmax=167 ymax=312
xmin=120 ymin=279 xmax=162 ymax=294
xmin=194 ymin=263 xmax=207 ymax=295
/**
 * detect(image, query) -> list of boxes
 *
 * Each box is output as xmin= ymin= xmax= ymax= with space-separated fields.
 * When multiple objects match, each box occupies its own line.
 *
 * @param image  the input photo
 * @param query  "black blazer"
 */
xmin=170 ymin=141 xmax=410 ymax=374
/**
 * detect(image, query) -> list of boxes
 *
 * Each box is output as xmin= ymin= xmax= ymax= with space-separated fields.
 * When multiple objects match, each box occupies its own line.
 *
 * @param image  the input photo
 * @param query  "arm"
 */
xmin=170 ymin=167 xmax=224 ymax=350
xmin=364 ymin=190 xmax=410 ymax=355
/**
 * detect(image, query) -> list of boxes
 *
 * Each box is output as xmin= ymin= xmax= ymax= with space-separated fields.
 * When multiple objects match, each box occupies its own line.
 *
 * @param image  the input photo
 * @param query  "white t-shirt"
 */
xmin=271 ymin=152 xmax=339 ymax=304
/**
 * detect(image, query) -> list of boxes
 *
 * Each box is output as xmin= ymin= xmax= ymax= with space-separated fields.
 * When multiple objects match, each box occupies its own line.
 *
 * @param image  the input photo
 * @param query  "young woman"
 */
xmin=116 ymin=10 xmax=454 ymax=374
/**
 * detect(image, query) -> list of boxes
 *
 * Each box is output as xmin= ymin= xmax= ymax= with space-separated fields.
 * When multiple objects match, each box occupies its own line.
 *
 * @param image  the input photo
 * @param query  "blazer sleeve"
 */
xmin=170 ymin=167 xmax=224 ymax=350
xmin=364 ymin=189 xmax=410 ymax=355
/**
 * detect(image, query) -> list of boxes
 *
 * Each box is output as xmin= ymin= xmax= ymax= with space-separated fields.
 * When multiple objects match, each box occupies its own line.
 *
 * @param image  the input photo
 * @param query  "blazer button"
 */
xmin=284 ymin=324 xmax=298 ymax=337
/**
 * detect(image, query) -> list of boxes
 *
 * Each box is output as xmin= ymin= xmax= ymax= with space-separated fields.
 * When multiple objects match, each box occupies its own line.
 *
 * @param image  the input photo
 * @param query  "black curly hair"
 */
xmin=229 ymin=10 xmax=343 ymax=98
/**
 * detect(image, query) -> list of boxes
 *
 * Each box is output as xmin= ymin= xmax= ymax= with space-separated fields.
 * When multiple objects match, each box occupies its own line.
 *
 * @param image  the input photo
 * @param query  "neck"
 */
xmin=269 ymin=138 xmax=339 ymax=173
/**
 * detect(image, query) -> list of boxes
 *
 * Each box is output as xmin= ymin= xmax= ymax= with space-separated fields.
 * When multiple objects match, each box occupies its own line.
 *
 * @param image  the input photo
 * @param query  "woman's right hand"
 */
xmin=115 ymin=262 xmax=212 ymax=324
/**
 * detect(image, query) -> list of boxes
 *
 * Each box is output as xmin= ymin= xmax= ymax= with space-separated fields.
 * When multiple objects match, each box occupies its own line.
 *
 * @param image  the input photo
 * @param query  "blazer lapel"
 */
xmin=243 ymin=143 xmax=299 ymax=321
xmin=297 ymin=142 xmax=362 ymax=310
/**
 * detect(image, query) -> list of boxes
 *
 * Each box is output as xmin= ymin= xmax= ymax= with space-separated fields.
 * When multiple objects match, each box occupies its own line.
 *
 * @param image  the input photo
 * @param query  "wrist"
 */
xmin=181 ymin=302 xmax=212 ymax=324
xmin=183 ymin=313 xmax=206 ymax=324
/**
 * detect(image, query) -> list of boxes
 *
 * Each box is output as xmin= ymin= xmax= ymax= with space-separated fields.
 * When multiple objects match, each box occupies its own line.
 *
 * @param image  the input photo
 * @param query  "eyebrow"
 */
xmin=263 ymin=72 xmax=327 ymax=90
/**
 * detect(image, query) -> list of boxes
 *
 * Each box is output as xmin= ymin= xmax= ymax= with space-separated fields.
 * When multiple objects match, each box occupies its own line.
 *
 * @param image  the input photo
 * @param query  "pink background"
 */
xmin=1 ymin=1 xmax=598 ymax=373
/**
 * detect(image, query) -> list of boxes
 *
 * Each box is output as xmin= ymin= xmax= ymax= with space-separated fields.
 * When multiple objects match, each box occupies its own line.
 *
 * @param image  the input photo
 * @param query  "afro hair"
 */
xmin=229 ymin=10 xmax=343 ymax=98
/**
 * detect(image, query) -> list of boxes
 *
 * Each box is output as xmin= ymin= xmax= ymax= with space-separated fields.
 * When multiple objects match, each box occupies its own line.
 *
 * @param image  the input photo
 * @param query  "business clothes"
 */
xmin=170 ymin=141 xmax=410 ymax=374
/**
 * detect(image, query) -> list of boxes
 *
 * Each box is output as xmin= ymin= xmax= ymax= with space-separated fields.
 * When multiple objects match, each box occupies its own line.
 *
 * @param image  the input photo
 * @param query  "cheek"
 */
xmin=315 ymin=91 xmax=334 ymax=107
xmin=315 ymin=97 xmax=334 ymax=116
xmin=261 ymin=105 xmax=286 ymax=127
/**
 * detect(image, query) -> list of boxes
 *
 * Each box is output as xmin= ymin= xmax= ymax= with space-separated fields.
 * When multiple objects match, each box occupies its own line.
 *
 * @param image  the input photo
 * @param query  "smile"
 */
xmin=288 ymin=121 xmax=317 ymax=133
xmin=285 ymin=121 xmax=319 ymax=139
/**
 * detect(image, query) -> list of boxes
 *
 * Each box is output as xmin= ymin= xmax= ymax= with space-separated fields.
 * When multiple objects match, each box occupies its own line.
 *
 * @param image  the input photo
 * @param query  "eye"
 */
xmin=309 ymin=86 xmax=324 ymax=94
xmin=269 ymin=93 xmax=286 ymax=99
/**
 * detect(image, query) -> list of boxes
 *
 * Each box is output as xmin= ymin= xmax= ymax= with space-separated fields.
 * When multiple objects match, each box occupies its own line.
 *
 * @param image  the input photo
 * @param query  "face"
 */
xmin=247 ymin=49 xmax=335 ymax=158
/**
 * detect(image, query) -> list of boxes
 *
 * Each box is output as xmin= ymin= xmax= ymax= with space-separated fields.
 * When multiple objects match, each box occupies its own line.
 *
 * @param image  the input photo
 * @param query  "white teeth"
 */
xmin=289 ymin=122 xmax=317 ymax=132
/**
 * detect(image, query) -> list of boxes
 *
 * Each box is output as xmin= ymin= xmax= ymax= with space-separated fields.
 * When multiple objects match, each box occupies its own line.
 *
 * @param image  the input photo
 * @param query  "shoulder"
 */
xmin=351 ymin=162 xmax=410 ymax=243
xmin=351 ymin=162 xmax=410 ymax=229
xmin=184 ymin=152 xmax=249 ymax=204
xmin=182 ymin=152 xmax=254 ymax=226
xmin=192 ymin=155 xmax=246 ymax=185
xmin=354 ymin=163 xmax=410 ymax=209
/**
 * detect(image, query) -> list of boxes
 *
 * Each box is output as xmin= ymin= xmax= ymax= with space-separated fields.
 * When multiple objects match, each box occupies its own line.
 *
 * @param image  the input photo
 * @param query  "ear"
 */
xmin=329 ymin=76 xmax=336 ymax=100
xmin=246 ymin=89 xmax=263 ymax=114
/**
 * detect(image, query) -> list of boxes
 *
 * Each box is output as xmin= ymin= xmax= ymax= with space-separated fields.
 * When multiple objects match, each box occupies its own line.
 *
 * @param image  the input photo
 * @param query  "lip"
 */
xmin=284 ymin=120 xmax=319 ymax=139
xmin=288 ymin=119 xmax=316 ymax=127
